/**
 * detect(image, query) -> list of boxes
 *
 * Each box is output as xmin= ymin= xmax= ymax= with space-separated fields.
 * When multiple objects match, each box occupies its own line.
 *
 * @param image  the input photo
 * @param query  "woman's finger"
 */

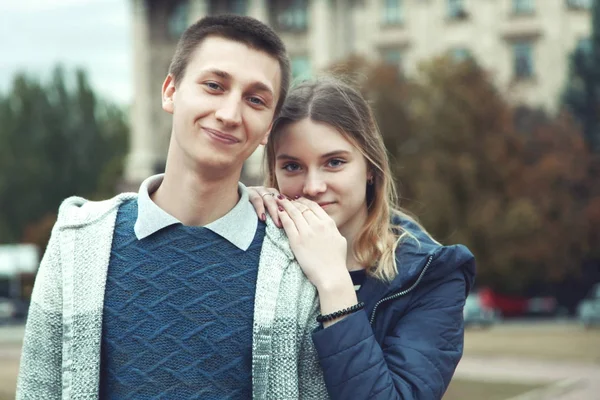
xmin=264 ymin=191 xmax=282 ymax=227
xmin=277 ymin=197 xmax=311 ymax=233
xmin=247 ymin=186 xmax=282 ymax=226
xmin=289 ymin=200 xmax=321 ymax=225
xmin=294 ymin=197 xmax=330 ymax=220
xmin=277 ymin=204 xmax=299 ymax=240
xmin=247 ymin=186 xmax=267 ymax=221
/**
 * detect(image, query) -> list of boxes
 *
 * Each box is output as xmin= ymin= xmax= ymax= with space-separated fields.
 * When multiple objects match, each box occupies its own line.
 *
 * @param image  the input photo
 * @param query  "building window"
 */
xmin=513 ymin=0 xmax=535 ymax=14
xmin=228 ymin=0 xmax=247 ymax=14
xmin=167 ymin=1 xmax=190 ymax=39
xmin=513 ymin=41 xmax=535 ymax=79
xmin=566 ymin=0 xmax=592 ymax=9
xmin=381 ymin=48 xmax=403 ymax=72
xmin=381 ymin=0 xmax=404 ymax=25
xmin=291 ymin=55 xmax=311 ymax=80
xmin=450 ymin=47 xmax=471 ymax=62
xmin=276 ymin=0 xmax=308 ymax=31
xmin=447 ymin=0 xmax=467 ymax=19
xmin=575 ymin=37 xmax=593 ymax=58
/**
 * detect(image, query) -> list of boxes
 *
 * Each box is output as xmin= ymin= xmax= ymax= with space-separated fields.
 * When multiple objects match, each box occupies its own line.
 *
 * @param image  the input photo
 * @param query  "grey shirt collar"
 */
xmin=133 ymin=174 xmax=258 ymax=251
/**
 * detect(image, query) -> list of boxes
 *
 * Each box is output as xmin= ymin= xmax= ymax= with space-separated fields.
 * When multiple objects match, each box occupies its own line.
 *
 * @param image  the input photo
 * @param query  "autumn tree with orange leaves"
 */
xmin=331 ymin=57 xmax=599 ymax=294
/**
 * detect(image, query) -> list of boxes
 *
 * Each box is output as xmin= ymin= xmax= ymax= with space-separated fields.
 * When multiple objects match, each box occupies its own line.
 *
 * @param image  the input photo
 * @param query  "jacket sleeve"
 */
xmin=311 ymin=264 xmax=469 ymax=400
xmin=16 ymin=225 xmax=63 ymax=400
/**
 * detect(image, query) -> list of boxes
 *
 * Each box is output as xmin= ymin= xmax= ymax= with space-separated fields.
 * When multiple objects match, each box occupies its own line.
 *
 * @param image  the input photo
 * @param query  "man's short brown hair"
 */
xmin=169 ymin=14 xmax=291 ymax=116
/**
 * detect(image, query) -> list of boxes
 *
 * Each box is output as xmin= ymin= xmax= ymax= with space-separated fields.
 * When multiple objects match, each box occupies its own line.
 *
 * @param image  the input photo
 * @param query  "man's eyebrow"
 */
xmin=204 ymin=68 xmax=231 ymax=79
xmin=249 ymin=82 xmax=274 ymax=98
xmin=202 ymin=68 xmax=274 ymax=98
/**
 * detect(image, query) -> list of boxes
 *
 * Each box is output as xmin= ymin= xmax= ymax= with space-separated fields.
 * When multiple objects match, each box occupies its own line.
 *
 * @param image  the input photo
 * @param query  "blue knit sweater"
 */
xmin=99 ymin=199 xmax=265 ymax=399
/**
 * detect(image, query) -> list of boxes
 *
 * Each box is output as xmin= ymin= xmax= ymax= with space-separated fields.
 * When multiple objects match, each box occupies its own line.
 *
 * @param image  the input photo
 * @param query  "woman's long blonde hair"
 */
xmin=265 ymin=77 xmax=432 ymax=281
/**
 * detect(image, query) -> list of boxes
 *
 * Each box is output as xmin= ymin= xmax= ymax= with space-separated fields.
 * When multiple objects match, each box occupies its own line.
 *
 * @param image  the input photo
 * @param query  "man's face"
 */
xmin=162 ymin=36 xmax=281 ymax=175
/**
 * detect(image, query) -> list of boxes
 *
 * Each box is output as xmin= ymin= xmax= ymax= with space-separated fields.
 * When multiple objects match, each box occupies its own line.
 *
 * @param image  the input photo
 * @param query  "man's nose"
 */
xmin=215 ymin=95 xmax=242 ymax=127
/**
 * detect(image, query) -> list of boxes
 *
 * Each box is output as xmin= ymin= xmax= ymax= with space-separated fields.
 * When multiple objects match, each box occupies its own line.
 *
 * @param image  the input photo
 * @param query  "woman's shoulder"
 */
xmin=391 ymin=212 xmax=475 ymax=289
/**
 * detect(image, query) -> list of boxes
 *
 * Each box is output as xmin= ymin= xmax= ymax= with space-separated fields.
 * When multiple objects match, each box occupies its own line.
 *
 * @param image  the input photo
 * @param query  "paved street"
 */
xmin=0 ymin=324 xmax=24 ymax=399
xmin=455 ymin=356 xmax=600 ymax=400
xmin=2 ymin=323 xmax=599 ymax=399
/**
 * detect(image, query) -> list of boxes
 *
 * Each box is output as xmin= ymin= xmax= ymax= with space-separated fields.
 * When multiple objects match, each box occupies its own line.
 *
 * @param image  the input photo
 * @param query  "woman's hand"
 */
xmin=275 ymin=197 xmax=350 ymax=291
xmin=247 ymin=186 xmax=282 ymax=227
xmin=277 ymin=197 xmax=359 ymax=326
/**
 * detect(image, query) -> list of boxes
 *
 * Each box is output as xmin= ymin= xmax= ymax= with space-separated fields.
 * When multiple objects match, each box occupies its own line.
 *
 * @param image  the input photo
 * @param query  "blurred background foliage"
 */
xmin=330 ymin=54 xmax=599 ymax=295
xmin=0 ymin=67 xmax=129 ymax=251
xmin=0 ymin=4 xmax=599 ymax=298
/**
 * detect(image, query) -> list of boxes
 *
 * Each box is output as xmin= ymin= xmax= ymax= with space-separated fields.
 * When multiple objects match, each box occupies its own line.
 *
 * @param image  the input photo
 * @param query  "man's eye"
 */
xmin=205 ymin=82 xmax=222 ymax=90
xmin=248 ymin=97 xmax=265 ymax=106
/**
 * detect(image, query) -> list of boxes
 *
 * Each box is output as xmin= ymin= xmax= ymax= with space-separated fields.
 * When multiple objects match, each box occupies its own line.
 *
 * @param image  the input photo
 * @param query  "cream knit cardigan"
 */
xmin=16 ymin=194 xmax=328 ymax=399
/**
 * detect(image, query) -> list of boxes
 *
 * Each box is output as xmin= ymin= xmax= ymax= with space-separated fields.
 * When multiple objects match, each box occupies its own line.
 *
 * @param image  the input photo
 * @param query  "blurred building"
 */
xmin=125 ymin=0 xmax=593 ymax=186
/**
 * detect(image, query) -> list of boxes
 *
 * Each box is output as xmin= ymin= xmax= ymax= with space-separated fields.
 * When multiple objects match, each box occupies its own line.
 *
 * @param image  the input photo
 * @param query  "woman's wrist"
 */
xmin=317 ymin=302 xmax=365 ymax=323
xmin=313 ymin=268 xmax=353 ymax=294
xmin=315 ymin=273 xmax=359 ymax=327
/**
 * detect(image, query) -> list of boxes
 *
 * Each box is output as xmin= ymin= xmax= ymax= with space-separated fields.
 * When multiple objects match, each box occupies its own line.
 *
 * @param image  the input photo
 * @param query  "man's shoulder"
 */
xmin=56 ymin=193 xmax=137 ymax=229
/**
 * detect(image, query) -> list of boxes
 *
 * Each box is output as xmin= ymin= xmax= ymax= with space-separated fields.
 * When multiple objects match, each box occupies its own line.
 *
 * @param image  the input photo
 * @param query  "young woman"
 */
xmin=249 ymin=77 xmax=476 ymax=399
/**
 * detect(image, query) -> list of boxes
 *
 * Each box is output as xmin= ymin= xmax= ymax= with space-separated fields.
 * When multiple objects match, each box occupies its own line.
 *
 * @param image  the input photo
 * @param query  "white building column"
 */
xmin=125 ymin=0 xmax=156 ymax=185
xmin=309 ymin=0 xmax=335 ymax=70
xmin=244 ymin=0 xmax=270 ymax=183
xmin=247 ymin=0 xmax=268 ymax=22
xmin=188 ymin=0 xmax=209 ymax=23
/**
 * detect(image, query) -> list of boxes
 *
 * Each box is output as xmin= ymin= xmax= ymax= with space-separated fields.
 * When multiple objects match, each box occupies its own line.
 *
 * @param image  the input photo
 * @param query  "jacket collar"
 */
xmin=359 ymin=216 xmax=476 ymax=314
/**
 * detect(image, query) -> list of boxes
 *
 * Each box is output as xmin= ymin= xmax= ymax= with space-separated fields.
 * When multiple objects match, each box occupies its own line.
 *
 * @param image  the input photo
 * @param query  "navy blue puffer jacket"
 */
xmin=312 ymin=217 xmax=476 ymax=400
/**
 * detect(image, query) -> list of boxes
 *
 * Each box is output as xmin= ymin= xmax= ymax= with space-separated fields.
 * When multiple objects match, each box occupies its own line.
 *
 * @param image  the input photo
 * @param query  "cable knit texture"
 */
xmin=16 ymin=193 xmax=328 ymax=399
xmin=100 ymin=199 xmax=263 ymax=398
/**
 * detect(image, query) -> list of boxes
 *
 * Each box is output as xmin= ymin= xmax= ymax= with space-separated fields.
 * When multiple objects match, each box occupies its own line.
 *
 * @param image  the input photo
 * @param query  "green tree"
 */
xmin=0 ymin=66 xmax=129 ymax=246
xmin=562 ymin=1 xmax=600 ymax=152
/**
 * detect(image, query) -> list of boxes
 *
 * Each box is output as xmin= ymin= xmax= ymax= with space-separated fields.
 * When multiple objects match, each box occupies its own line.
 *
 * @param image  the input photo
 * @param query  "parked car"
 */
xmin=0 ymin=297 xmax=17 ymax=324
xmin=577 ymin=283 xmax=600 ymax=328
xmin=463 ymin=293 xmax=500 ymax=328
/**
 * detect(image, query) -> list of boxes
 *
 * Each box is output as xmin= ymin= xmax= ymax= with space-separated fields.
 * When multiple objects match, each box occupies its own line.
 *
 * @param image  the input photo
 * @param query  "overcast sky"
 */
xmin=0 ymin=0 xmax=132 ymax=105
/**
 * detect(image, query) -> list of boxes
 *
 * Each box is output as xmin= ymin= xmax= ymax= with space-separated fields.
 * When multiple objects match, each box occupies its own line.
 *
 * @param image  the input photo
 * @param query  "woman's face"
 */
xmin=273 ymin=118 xmax=371 ymax=240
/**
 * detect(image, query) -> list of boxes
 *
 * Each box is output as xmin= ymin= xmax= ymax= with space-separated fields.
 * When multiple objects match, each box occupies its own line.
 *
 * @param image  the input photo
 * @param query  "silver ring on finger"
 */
xmin=261 ymin=192 xmax=276 ymax=199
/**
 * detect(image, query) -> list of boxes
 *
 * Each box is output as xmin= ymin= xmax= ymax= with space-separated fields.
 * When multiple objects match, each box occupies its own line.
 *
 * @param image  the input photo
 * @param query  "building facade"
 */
xmin=125 ymin=0 xmax=593 ymax=186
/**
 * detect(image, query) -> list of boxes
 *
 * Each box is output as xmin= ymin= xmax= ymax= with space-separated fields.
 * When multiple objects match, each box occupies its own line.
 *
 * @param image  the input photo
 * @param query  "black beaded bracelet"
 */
xmin=316 ymin=302 xmax=365 ymax=323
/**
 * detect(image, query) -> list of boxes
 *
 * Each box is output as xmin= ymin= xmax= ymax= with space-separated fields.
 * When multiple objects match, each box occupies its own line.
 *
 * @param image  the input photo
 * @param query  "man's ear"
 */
xmin=162 ymin=74 xmax=176 ymax=114
xmin=260 ymin=121 xmax=273 ymax=146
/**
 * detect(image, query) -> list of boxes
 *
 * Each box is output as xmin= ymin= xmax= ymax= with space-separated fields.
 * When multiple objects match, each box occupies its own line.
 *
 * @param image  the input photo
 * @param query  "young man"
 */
xmin=17 ymin=15 xmax=328 ymax=399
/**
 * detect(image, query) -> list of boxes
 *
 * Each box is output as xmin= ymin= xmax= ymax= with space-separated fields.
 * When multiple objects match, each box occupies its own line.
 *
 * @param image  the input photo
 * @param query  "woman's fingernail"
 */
xmin=277 ymin=194 xmax=285 ymax=200
xmin=278 ymin=206 xmax=284 ymax=212
xmin=261 ymin=213 xmax=266 ymax=222
xmin=294 ymin=195 xmax=300 ymax=200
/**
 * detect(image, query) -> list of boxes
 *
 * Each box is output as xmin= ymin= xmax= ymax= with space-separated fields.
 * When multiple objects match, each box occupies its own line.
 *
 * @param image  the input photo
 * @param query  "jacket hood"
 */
xmin=360 ymin=216 xmax=476 ymax=303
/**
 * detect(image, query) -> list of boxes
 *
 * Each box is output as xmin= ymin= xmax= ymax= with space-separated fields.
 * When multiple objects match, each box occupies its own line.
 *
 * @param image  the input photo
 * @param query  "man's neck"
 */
xmin=151 ymin=165 xmax=241 ymax=227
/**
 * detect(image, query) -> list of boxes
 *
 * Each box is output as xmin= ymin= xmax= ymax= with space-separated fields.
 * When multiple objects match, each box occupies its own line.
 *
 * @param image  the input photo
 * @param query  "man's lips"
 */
xmin=202 ymin=127 xmax=240 ymax=144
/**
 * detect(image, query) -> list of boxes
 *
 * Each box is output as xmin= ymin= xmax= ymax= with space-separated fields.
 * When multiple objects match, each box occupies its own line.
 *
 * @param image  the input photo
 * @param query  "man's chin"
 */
xmin=192 ymin=154 xmax=240 ymax=177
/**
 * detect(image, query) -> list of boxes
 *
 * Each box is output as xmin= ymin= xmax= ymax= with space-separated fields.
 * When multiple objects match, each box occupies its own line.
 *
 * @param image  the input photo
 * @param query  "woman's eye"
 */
xmin=283 ymin=163 xmax=301 ymax=172
xmin=328 ymin=159 xmax=346 ymax=168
